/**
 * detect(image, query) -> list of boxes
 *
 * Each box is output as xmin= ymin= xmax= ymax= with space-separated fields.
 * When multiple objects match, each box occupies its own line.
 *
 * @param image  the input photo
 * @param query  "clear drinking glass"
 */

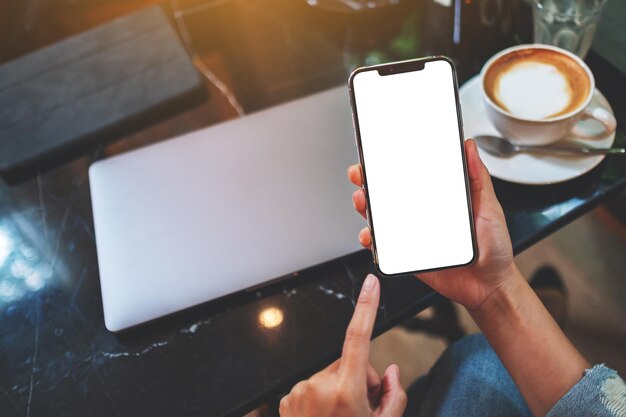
xmin=532 ymin=0 xmax=607 ymax=58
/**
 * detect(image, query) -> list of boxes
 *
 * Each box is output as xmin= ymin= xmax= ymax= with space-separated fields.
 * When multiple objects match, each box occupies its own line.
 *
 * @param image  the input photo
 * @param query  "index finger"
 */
xmin=341 ymin=274 xmax=380 ymax=381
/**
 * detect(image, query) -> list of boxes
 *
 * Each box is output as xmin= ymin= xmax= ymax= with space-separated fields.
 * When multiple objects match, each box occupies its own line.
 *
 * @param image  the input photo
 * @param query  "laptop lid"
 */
xmin=89 ymin=86 xmax=363 ymax=331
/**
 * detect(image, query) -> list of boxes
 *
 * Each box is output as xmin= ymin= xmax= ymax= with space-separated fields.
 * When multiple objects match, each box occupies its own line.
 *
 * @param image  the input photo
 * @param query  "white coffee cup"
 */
xmin=480 ymin=44 xmax=616 ymax=146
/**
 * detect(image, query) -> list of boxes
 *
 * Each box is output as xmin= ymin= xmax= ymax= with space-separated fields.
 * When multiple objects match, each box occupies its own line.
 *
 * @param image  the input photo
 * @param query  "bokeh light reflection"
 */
xmin=258 ymin=307 xmax=284 ymax=329
xmin=0 ymin=222 xmax=53 ymax=306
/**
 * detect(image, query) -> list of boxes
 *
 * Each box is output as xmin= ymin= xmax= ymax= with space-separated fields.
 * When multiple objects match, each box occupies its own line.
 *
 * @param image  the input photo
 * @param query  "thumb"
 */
xmin=375 ymin=365 xmax=407 ymax=417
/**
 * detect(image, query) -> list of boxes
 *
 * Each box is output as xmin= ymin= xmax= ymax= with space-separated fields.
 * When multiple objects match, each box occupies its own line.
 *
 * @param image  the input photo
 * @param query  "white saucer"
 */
xmin=459 ymin=75 xmax=616 ymax=185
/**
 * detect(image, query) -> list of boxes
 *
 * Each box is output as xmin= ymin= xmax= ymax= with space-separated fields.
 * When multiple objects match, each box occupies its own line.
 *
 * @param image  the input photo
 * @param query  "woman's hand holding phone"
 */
xmin=348 ymin=138 xmax=518 ymax=313
xmin=348 ymin=138 xmax=590 ymax=417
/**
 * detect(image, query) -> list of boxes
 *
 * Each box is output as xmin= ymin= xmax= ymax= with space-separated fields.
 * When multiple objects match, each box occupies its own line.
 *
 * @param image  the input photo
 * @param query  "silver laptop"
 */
xmin=89 ymin=86 xmax=363 ymax=331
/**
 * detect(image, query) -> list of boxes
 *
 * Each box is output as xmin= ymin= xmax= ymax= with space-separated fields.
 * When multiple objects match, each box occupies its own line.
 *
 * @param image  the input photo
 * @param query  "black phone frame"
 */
xmin=347 ymin=56 xmax=478 ymax=277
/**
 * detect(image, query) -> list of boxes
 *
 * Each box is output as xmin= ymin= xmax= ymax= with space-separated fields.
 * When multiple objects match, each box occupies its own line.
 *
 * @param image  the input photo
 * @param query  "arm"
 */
xmin=471 ymin=266 xmax=589 ymax=416
xmin=348 ymin=139 xmax=590 ymax=417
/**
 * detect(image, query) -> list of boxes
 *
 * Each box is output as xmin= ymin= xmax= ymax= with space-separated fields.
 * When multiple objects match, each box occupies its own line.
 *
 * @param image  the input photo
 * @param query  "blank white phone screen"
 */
xmin=352 ymin=59 xmax=474 ymax=275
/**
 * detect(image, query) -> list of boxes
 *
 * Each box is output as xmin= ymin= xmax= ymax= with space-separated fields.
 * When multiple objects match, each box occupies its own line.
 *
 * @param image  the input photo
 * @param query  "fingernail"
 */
xmin=394 ymin=364 xmax=400 ymax=377
xmin=363 ymin=274 xmax=376 ymax=292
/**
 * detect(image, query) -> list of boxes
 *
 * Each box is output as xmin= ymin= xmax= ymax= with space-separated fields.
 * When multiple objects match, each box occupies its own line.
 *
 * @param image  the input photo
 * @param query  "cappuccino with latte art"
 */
xmin=483 ymin=48 xmax=591 ymax=120
xmin=480 ymin=44 xmax=616 ymax=146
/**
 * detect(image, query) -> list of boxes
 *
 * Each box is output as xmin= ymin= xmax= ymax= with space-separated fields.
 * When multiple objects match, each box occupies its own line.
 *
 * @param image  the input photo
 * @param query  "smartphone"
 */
xmin=348 ymin=56 xmax=476 ymax=277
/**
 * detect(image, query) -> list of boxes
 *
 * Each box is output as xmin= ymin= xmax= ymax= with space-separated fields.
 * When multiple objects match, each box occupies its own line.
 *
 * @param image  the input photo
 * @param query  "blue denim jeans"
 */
xmin=403 ymin=334 xmax=533 ymax=417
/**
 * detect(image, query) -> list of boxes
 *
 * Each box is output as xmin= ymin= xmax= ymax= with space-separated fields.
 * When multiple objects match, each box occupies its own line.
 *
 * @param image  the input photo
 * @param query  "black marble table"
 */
xmin=1 ymin=1 xmax=625 ymax=416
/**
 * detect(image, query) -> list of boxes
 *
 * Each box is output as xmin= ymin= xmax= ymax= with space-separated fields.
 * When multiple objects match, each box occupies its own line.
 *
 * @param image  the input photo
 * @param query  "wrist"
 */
xmin=469 ymin=264 xmax=527 ymax=330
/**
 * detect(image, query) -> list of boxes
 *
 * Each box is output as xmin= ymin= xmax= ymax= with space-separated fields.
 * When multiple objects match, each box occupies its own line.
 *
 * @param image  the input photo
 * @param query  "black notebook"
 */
xmin=0 ymin=6 xmax=205 ymax=173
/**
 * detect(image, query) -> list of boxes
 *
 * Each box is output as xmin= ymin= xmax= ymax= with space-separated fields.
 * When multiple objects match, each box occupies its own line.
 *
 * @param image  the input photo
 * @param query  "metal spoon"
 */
xmin=474 ymin=135 xmax=625 ymax=158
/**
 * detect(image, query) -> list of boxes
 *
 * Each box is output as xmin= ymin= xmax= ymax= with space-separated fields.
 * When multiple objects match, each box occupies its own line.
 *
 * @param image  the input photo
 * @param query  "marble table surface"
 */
xmin=1 ymin=1 xmax=624 ymax=416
